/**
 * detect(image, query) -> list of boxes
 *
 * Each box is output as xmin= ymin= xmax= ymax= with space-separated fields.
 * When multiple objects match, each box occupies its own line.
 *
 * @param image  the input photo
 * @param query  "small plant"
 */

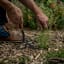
xmin=56 ymin=18 xmax=64 ymax=30
xmin=19 ymin=56 xmax=30 ymax=64
xmin=36 ymin=31 xmax=49 ymax=49
xmin=46 ymin=49 xmax=64 ymax=64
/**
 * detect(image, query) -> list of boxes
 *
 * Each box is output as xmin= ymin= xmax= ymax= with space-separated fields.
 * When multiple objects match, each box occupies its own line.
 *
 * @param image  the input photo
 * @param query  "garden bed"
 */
xmin=0 ymin=30 xmax=64 ymax=64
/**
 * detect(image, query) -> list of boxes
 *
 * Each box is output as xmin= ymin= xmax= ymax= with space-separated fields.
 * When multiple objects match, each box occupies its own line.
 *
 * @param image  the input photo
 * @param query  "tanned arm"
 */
xmin=19 ymin=0 xmax=48 ymax=28
xmin=0 ymin=0 xmax=14 ymax=10
xmin=0 ymin=0 xmax=23 ymax=29
xmin=0 ymin=0 xmax=48 ymax=28
xmin=19 ymin=0 xmax=41 ymax=14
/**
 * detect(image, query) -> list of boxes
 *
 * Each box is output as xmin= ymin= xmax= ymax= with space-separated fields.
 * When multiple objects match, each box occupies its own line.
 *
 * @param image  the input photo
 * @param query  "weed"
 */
xmin=19 ymin=56 xmax=30 ymax=64
xmin=36 ymin=31 xmax=49 ymax=49
xmin=46 ymin=49 xmax=64 ymax=64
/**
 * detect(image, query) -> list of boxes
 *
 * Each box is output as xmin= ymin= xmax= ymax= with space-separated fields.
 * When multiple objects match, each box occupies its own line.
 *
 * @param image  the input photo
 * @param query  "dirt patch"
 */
xmin=0 ymin=30 xmax=64 ymax=64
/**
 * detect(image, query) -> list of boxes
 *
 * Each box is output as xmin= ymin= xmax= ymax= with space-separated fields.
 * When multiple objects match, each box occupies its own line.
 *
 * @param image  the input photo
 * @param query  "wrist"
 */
xmin=34 ymin=7 xmax=43 ymax=15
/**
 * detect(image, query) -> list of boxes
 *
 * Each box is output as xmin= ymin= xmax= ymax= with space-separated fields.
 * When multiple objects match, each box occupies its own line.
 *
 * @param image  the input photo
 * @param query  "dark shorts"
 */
xmin=0 ymin=2 xmax=11 ymax=38
xmin=0 ymin=6 xmax=9 ymax=38
xmin=0 ymin=26 xmax=10 ymax=38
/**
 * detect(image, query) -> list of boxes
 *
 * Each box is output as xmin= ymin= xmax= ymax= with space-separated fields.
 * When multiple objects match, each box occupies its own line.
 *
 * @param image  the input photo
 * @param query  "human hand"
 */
xmin=36 ymin=11 xmax=48 ymax=29
xmin=7 ymin=4 xmax=23 ymax=29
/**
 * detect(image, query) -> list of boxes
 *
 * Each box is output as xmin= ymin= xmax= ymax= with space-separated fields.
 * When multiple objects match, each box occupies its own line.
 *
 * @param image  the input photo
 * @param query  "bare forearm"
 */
xmin=19 ymin=0 xmax=42 ymax=14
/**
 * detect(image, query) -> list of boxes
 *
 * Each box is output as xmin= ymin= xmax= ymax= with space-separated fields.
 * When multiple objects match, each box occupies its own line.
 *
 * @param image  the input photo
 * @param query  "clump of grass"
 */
xmin=36 ymin=31 xmax=49 ymax=49
xmin=56 ymin=18 xmax=64 ymax=30
xmin=46 ymin=49 xmax=64 ymax=64
xmin=46 ymin=49 xmax=64 ymax=58
xmin=19 ymin=56 xmax=30 ymax=64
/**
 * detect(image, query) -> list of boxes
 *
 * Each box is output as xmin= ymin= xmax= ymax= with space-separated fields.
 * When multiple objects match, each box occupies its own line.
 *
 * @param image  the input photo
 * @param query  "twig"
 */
xmin=30 ymin=50 xmax=42 ymax=64
xmin=35 ymin=50 xmax=42 ymax=60
xmin=48 ymin=58 xmax=64 ymax=63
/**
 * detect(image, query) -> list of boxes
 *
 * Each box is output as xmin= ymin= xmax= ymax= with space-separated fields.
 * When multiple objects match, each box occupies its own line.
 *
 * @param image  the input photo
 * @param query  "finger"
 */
xmin=43 ymin=21 xmax=48 ymax=29
xmin=39 ymin=20 xmax=48 ymax=29
xmin=19 ymin=17 xmax=23 ymax=29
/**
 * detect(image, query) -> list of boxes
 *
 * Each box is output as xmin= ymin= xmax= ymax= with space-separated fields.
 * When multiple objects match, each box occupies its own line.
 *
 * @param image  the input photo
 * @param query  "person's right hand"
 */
xmin=6 ymin=3 xmax=23 ymax=29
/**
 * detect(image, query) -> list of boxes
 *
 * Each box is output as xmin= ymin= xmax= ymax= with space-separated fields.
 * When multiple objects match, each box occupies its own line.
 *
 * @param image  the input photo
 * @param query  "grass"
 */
xmin=45 ymin=49 xmax=64 ymax=64
xmin=19 ymin=56 xmax=30 ymax=64
xmin=46 ymin=49 xmax=64 ymax=58
xmin=36 ymin=30 xmax=49 ymax=49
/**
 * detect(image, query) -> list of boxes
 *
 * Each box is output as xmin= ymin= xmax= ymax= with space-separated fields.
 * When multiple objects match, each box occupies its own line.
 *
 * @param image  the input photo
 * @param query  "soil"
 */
xmin=0 ymin=30 xmax=64 ymax=64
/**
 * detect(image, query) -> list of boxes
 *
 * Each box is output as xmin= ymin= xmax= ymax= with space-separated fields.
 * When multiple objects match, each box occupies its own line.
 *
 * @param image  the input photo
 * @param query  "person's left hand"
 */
xmin=36 ymin=11 xmax=48 ymax=29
